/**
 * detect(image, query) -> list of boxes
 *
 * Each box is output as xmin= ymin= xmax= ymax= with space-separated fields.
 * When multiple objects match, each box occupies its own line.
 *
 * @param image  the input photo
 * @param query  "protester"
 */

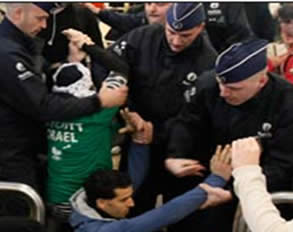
xmin=69 ymin=144 xmax=232 ymax=232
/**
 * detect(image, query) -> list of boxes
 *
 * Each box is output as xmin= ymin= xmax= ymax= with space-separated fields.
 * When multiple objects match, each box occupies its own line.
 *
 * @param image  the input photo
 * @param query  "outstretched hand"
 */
xmin=199 ymin=183 xmax=232 ymax=209
xmin=165 ymin=158 xmax=206 ymax=178
xmin=210 ymin=144 xmax=232 ymax=181
xmin=119 ymin=108 xmax=153 ymax=144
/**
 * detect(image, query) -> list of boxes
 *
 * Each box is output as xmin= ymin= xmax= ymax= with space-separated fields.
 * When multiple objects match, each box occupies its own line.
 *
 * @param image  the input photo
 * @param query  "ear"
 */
xmin=258 ymin=74 xmax=268 ymax=88
xmin=14 ymin=6 xmax=23 ymax=21
xmin=198 ymin=22 xmax=205 ymax=32
xmin=96 ymin=199 xmax=107 ymax=210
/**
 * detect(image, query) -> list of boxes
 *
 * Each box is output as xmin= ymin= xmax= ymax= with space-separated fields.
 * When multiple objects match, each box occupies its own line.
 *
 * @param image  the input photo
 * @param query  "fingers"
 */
xmin=62 ymin=29 xmax=94 ymax=48
xmin=165 ymin=158 xmax=206 ymax=178
xmin=176 ymin=164 xmax=205 ymax=177
xmin=132 ymin=121 xmax=153 ymax=144
xmin=199 ymin=183 xmax=211 ymax=192
xmin=231 ymin=137 xmax=262 ymax=169
xmin=211 ymin=144 xmax=231 ymax=166
xmin=119 ymin=109 xmax=150 ymax=140
xmin=118 ymin=126 xmax=133 ymax=134
xmin=219 ymin=144 xmax=231 ymax=164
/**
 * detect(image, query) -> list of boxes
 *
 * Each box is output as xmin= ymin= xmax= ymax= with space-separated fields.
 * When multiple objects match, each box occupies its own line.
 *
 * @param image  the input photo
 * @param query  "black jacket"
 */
xmin=244 ymin=3 xmax=276 ymax=42
xmin=203 ymin=2 xmax=254 ymax=52
xmin=0 ymin=19 xmax=101 ymax=161
xmin=167 ymin=71 xmax=293 ymax=192
xmin=109 ymin=24 xmax=217 ymax=143
xmin=40 ymin=4 xmax=104 ymax=64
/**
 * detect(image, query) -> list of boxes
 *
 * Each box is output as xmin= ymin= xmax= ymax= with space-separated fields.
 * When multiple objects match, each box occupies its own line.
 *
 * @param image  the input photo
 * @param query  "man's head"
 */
xmin=278 ymin=4 xmax=293 ymax=48
xmin=84 ymin=170 xmax=134 ymax=219
xmin=165 ymin=3 xmax=206 ymax=53
xmin=215 ymin=39 xmax=269 ymax=106
xmin=5 ymin=3 xmax=59 ymax=37
xmin=144 ymin=3 xmax=172 ymax=25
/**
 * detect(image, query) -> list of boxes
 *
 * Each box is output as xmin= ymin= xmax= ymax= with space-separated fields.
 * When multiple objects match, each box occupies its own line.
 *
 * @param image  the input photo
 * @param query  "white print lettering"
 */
xmin=47 ymin=129 xmax=78 ymax=143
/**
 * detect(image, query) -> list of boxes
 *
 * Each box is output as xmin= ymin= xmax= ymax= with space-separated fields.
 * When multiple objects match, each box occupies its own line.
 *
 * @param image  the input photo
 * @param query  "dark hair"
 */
xmin=278 ymin=4 xmax=293 ymax=22
xmin=84 ymin=170 xmax=132 ymax=209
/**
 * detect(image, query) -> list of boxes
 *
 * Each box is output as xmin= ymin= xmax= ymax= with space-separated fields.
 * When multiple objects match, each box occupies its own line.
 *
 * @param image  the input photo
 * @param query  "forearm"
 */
xmin=118 ymin=174 xmax=226 ymax=232
xmin=98 ymin=10 xmax=142 ymax=33
xmin=83 ymin=45 xmax=129 ymax=76
xmin=233 ymin=166 xmax=293 ymax=232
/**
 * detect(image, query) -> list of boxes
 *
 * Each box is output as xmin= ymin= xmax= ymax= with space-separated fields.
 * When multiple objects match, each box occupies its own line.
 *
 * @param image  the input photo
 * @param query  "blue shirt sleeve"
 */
xmin=98 ymin=174 xmax=226 ymax=232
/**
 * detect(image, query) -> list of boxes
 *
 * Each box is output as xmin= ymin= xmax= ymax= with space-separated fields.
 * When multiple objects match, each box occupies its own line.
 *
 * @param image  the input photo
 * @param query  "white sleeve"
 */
xmin=233 ymin=165 xmax=293 ymax=232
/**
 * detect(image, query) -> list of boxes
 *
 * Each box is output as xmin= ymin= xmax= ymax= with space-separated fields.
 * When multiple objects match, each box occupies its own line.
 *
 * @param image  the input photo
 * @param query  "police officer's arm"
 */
xmin=83 ymin=45 xmax=130 ymax=76
xmin=261 ymin=111 xmax=293 ymax=192
xmin=167 ymin=82 xmax=211 ymax=158
xmin=93 ymin=8 xmax=144 ymax=34
xmin=0 ymin=53 xmax=125 ymax=122
xmin=165 ymin=91 xmax=211 ymax=177
xmin=108 ymin=25 xmax=144 ymax=67
xmin=62 ymin=28 xmax=130 ymax=88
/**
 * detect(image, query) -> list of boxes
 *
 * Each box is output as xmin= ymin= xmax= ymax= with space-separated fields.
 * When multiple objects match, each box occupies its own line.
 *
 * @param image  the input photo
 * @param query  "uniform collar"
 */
xmin=0 ymin=18 xmax=36 ymax=52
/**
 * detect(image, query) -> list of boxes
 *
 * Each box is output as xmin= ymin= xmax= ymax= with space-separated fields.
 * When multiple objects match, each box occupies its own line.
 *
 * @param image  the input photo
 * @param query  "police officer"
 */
xmin=0 ymin=3 xmax=127 ymax=202
xmin=103 ymin=3 xmax=217 ymax=231
xmin=166 ymin=39 xmax=293 ymax=231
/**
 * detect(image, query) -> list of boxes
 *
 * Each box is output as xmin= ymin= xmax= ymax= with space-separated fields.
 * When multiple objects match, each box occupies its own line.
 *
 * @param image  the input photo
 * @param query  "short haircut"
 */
xmin=84 ymin=170 xmax=132 ymax=209
xmin=278 ymin=4 xmax=293 ymax=21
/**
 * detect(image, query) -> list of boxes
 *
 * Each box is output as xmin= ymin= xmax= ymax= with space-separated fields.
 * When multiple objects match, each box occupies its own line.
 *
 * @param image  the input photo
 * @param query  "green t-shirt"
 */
xmin=46 ymin=107 xmax=118 ymax=204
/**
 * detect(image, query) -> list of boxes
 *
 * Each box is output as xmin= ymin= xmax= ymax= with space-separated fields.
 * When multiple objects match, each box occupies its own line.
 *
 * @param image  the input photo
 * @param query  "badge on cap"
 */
xmin=172 ymin=21 xmax=183 ymax=30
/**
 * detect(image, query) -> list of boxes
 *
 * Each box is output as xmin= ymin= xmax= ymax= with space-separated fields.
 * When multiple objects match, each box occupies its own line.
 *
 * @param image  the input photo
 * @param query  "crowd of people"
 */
xmin=0 ymin=2 xmax=292 ymax=232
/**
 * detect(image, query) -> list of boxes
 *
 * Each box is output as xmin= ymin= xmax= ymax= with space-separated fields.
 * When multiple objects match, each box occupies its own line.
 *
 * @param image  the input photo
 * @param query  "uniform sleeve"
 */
xmin=261 ymin=106 xmax=293 ymax=192
xmin=167 ymin=73 xmax=214 ymax=159
xmin=97 ymin=174 xmax=226 ymax=232
xmin=83 ymin=45 xmax=129 ymax=76
xmin=98 ymin=10 xmax=144 ymax=34
xmin=0 ymin=52 xmax=101 ymax=122
xmin=108 ymin=29 xmax=139 ymax=69
xmin=233 ymin=166 xmax=293 ymax=232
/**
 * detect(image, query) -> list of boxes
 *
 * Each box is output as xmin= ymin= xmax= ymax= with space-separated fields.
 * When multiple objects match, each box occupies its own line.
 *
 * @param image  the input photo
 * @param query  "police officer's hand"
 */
xmin=199 ymin=184 xmax=232 ymax=209
xmin=210 ymin=145 xmax=232 ymax=181
xmin=231 ymin=137 xmax=262 ymax=169
xmin=165 ymin=158 xmax=206 ymax=178
xmin=98 ymin=82 xmax=128 ymax=108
